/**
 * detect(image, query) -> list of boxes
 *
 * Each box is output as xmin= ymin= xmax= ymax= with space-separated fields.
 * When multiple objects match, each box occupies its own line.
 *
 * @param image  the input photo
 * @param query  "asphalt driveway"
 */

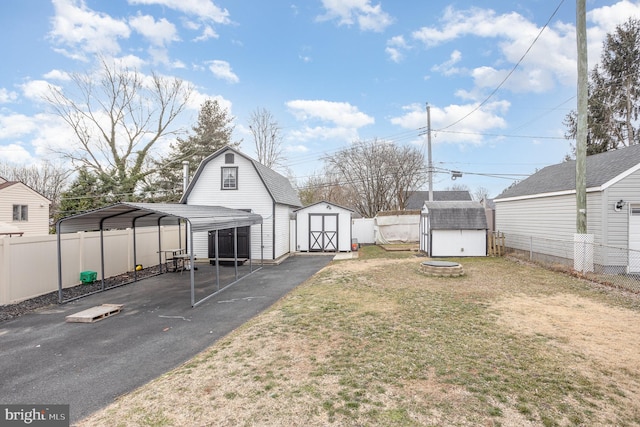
xmin=0 ymin=255 xmax=332 ymax=424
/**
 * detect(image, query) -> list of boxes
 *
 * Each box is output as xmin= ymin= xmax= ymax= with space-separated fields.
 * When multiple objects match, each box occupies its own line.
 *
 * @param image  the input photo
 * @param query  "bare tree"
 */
xmin=473 ymin=186 xmax=491 ymax=202
xmin=248 ymin=107 xmax=285 ymax=169
xmin=323 ymin=139 xmax=426 ymax=217
xmin=0 ymin=160 xmax=71 ymax=214
xmin=44 ymin=57 xmax=193 ymax=200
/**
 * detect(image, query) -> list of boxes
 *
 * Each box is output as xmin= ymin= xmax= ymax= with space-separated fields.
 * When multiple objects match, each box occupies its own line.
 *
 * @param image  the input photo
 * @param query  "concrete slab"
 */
xmin=0 ymin=255 xmax=332 ymax=424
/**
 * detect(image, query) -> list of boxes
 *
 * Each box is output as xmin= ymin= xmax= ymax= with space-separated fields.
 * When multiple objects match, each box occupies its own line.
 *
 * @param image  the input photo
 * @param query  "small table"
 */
xmin=160 ymin=248 xmax=185 ymax=272
xmin=172 ymin=253 xmax=193 ymax=273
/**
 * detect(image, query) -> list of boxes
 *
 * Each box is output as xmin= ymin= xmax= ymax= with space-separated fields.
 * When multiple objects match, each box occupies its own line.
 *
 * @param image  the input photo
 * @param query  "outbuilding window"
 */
xmin=222 ymin=167 xmax=238 ymax=190
xmin=13 ymin=204 xmax=28 ymax=221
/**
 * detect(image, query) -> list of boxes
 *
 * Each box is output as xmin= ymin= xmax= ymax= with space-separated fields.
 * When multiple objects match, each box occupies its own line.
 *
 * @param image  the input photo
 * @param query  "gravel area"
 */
xmin=0 ymin=266 xmax=161 ymax=323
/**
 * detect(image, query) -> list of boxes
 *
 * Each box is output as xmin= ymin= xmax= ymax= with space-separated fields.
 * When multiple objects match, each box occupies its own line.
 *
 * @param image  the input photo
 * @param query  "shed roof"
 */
xmin=405 ymin=190 xmax=472 ymax=209
xmin=423 ymin=201 xmax=488 ymax=230
xmin=293 ymin=200 xmax=356 ymax=213
xmin=56 ymin=202 xmax=263 ymax=234
xmin=496 ymin=143 xmax=640 ymax=201
xmin=180 ymin=147 xmax=302 ymax=207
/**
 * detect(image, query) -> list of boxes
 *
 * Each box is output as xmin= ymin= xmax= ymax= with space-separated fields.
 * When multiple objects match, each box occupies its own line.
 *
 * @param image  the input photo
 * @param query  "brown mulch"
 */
xmin=0 ymin=266 xmax=161 ymax=323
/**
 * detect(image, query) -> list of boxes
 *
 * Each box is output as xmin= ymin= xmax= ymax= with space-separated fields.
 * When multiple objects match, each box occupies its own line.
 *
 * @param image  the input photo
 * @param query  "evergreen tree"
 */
xmin=565 ymin=18 xmax=640 ymax=154
xmin=153 ymin=99 xmax=240 ymax=201
xmin=55 ymin=168 xmax=114 ymax=221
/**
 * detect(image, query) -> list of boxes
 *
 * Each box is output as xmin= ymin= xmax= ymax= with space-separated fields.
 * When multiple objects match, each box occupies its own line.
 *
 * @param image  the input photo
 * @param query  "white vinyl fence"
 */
xmin=0 ymin=225 xmax=182 ymax=305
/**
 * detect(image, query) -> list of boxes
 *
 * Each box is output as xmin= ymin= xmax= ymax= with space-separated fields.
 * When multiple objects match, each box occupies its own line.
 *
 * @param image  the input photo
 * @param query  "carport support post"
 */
xmin=99 ymin=227 xmax=106 ymax=291
xmin=189 ymin=221 xmax=195 ymax=307
xmin=215 ymin=230 xmax=220 ymax=291
xmin=56 ymin=222 xmax=63 ymax=304
xmin=234 ymin=227 xmax=238 ymax=280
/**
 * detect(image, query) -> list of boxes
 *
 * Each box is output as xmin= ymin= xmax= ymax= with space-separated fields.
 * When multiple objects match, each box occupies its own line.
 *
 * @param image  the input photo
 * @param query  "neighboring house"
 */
xmin=494 ymin=143 xmax=640 ymax=273
xmin=405 ymin=190 xmax=472 ymax=210
xmin=180 ymin=147 xmax=302 ymax=262
xmin=294 ymin=201 xmax=354 ymax=252
xmin=0 ymin=176 xmax=51 ymax=236
xmin=419 ymin=201 xmax=488 ymax=257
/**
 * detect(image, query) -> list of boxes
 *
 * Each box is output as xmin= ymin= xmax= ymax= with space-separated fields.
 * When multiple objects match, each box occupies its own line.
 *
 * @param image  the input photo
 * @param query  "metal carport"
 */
xmin=56 ymin=202 xmax=263 ymax=307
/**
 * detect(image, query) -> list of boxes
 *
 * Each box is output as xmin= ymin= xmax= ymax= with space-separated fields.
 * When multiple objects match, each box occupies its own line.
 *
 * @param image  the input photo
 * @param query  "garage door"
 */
xmin=309 ymin=214 xmax=338 ymax=252
xmin=629 ymin=207 xmax=640 ymax=273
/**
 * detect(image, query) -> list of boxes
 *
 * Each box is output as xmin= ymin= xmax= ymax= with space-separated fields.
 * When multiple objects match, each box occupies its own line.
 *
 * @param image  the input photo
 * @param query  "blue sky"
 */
xmin=1 ymin=0 xmax=639 ymax=198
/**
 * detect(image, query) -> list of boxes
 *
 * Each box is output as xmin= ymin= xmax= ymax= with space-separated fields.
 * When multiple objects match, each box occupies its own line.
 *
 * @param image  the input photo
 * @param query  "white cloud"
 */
xmin=49 ymin=0 xmax=131 ymax=60
xmin=42 ymin=70 xmax=71 ymax=81
xmin=317 ymin=0 xmax=393 ymax=32
xmin=20 ymin=80 xmax=55 ymax=102
xmin=0 ymin=114 xmax=37 ymax=139
xmin=385 ymin=35 xmax=408 ymax=62
xmin=129 ymin=14 xmax=179 ymax=47
xmin=193 ymin=25 xmax=219 ymax=41
xmin=286 ymin=100 xmax=374 ymax=128
xmin=128 ymin=0 xmax=231 ymax=24
xmin=286 ymin=100 xmax=374 ymax=143
xmin=390 ymin=101 xmax=509 ymax=145
xmin=206 ymin=60 xmax=239 ymax=83
xmin=0 ymin=88 xmax=18 ymax=104
xmin=0 ymin=144 xmax=34 ymax=164
xmin=431 ymin=50 xmax=463 ymax=76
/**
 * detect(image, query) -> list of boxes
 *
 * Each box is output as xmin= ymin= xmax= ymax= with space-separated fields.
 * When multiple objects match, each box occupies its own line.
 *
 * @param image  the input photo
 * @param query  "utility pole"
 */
xmin=426 ymin=103 xmax=433 ymax=202
xmin=576 ymin=0 xmax=587 ymax=233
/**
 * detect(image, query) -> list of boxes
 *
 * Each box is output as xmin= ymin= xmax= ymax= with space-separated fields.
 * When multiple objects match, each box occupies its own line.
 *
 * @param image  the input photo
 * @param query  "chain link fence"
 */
xmin=500 ymin=232 xmax=640 ymax=293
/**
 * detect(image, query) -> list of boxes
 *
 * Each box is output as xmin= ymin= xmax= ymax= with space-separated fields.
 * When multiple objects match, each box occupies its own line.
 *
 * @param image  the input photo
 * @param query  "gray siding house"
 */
xmin=180 ymin=147 xmax=302 ymax=262
xmin=494 ymin=143 xmax=640 ymax=273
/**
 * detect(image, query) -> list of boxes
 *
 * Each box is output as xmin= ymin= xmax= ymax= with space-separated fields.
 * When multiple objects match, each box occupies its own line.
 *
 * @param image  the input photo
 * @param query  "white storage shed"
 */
xmin=295 ymin=201 xmax=354 ymax=252
xmin=420 ymin=201 xmax=488 ymax=257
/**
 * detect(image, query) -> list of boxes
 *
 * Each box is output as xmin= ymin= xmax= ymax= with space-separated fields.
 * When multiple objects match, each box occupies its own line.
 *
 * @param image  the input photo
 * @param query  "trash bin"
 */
xmin=351 ymin=238 xmax=359 ymax=251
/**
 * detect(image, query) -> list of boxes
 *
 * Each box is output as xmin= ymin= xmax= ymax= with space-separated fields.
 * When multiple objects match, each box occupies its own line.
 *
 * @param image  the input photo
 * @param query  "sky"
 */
xmin=1 ymin=0 xmax=640 ymax=199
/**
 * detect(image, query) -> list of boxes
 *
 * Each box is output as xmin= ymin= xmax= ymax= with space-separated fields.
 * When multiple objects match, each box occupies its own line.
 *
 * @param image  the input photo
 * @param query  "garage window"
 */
xmin=222 ymin=167 xmax=238 ymax=190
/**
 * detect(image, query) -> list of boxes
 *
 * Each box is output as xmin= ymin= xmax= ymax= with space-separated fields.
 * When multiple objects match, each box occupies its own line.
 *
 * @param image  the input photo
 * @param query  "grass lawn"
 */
xmin=79 ymin=246 xmax=640 ymax=426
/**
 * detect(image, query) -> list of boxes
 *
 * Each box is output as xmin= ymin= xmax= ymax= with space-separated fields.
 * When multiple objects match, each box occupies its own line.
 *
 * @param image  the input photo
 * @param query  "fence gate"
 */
xmin=309 ymin=213 xmax=338 ymax=252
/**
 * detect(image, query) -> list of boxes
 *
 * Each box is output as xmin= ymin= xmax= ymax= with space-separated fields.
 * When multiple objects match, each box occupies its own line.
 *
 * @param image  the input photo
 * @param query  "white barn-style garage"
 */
xmin=295 ymin=201 xmax=355 ymax=252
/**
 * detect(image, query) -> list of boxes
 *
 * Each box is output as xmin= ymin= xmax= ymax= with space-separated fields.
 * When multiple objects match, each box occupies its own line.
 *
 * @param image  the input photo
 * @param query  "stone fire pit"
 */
xmin=420 ymin=260 xmax=464 ymax=277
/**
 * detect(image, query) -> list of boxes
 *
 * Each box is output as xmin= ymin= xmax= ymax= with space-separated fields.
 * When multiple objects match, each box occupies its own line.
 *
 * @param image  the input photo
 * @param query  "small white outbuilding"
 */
xmin=295 ymin=201 xmax=354 ymax=252
xmin=420 ymin=201 xmax=488 ymax=257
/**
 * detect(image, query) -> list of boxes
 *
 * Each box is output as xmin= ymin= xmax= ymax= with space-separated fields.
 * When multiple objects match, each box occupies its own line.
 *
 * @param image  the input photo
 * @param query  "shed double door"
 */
xmin=309 ymin=214 xmax=338 ymax=252
xmin=208 ymin=227 xmax=250 ymax=260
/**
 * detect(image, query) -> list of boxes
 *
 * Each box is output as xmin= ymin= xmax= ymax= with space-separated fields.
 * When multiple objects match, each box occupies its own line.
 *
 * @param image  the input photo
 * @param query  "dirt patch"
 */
xmin=493 ymin=293 xmax=640 ymax=371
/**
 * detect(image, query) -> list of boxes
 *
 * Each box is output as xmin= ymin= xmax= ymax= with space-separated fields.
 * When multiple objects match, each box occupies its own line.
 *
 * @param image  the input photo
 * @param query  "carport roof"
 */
xmin=56 ymin=202 xmax=263 ymax=234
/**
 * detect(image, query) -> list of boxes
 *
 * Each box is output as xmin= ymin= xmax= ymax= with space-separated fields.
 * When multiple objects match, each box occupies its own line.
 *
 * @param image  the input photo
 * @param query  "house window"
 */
xmin=222 ymin=167 xmax=238 ymax=190
xmin=13 ymin=204 xmax=28 ymax=221
xmin=225 ymin=153 xmax=234 ymax=164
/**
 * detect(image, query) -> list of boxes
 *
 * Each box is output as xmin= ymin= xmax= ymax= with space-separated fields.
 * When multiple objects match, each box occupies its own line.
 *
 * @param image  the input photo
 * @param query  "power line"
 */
xmin=421 ymin=0 xmax=567 ymax=133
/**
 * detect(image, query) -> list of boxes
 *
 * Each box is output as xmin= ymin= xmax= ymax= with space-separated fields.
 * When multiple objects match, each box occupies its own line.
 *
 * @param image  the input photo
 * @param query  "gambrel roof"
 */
xmin=423 ymin=201 xmax=488 ymax=230
xmin=495 ymin=143 xmax=640 ymax=201
xmin=180 ymin=147 xmax=302 ymax=207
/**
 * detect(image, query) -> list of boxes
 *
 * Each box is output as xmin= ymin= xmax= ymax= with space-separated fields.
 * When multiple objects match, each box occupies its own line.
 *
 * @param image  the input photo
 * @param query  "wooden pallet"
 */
xmin=65 ymin=304 xmax=124 ymax=323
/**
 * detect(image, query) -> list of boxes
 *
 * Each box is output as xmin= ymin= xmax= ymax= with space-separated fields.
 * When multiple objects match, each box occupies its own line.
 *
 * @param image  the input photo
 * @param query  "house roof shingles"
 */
xmin=405 ymin=190 xmax=472 ymax=210
xmin=424 ymin=201 xmax=488 ymax=230
xmin=496 ymin=143 xmax=640 ymax=200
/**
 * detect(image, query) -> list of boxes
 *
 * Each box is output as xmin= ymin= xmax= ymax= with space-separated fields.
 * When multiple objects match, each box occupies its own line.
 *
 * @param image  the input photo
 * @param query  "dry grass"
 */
xmin=78 ymin=246 xmax=640 ymax=426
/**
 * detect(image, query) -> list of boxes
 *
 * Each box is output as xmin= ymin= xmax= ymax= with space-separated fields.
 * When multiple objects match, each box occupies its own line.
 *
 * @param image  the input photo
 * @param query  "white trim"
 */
xmin=600 ymin=162 xmax=640 ymax=190
xmin=495 ymin=186 xmax=602 ymax=203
